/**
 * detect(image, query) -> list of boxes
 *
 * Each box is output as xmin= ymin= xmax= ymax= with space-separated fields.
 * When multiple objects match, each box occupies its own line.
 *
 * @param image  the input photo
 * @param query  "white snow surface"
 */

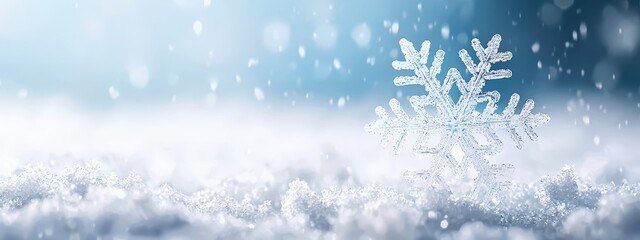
xmin=0 ymin=100 xmax=638 ymax=239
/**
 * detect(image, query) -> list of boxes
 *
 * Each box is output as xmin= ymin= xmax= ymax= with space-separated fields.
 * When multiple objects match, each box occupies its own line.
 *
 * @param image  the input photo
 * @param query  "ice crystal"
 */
xmin=1 ymin=161 xmax=640 ymax=239
xmin=365 ymin=34 xmax=550 ymax=197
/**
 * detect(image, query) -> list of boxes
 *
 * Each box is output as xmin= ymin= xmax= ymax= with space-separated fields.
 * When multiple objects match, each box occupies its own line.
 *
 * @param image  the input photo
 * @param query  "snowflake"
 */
xmin=365 ymin=34 xmax=549 ymax=197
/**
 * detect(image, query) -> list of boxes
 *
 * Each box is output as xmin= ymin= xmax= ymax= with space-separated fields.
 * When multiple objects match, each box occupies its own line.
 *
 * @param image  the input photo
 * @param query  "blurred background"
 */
xmin=0 ymin=0 xmax=638 ymax=189
xmin=0 ymin=0 xmax=638 ymax=107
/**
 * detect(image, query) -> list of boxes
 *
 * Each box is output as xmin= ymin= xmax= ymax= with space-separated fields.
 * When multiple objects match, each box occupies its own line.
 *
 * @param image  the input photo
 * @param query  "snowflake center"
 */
xmin=447 ymin=119 xmax=463 ymax=133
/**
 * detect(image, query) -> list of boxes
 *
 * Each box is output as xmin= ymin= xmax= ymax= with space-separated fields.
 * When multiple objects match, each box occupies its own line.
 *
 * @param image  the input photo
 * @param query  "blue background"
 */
xmin=0 ymin=0 xmax=638 ymax=110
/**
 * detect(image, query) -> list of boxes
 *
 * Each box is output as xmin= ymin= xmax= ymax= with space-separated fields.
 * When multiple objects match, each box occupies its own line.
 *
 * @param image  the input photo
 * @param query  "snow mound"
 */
xmin=0 ymin=163 xmax=638 ymax=239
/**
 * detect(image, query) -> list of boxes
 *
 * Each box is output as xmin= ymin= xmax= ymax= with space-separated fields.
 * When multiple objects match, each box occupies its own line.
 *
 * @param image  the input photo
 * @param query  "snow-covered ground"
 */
xmin=0 ymin=99 xmax=639 ymax=239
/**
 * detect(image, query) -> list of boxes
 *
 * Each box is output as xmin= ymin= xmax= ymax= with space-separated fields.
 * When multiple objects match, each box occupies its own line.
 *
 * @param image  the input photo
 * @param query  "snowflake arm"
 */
xmin=365 ymin=38 xmax=453 ymax=155
xmin=456 ymin=34 xmax=512 ymax=119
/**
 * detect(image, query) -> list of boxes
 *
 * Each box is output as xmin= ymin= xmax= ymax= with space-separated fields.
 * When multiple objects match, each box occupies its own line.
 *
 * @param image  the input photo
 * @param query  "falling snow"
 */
xmin=337 ymin=97 xmax=346 ymax=109
xmin=209 ymin=78 xmax=218 ymax=92
xmin=333 ymin=58 xmax=341 ymax=70
xmin=109 ymin=86 xmax=120 ymax=99
xmin=441 ymin=24 xmax=450 ymax=39
xmin=390 ymin=22 xmax=400 ymax=35
xmin=254 ymin=87 xmax=265 ymax=101
xmin=531 ymin=42 xmax=540 ymax=53
xmin=193 ymin=20 xmax=203 ymax=36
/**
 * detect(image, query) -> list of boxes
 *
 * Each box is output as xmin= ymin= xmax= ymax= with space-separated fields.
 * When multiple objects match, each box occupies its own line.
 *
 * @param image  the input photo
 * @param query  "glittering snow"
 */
xmin=0 ymin=161 xmax=638 ymax=240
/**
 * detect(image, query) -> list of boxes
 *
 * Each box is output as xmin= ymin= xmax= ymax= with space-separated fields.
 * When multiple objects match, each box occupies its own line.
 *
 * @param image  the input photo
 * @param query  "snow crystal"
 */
xmin=333 ymin=58 xmax=341 ymax=70
xmin=298 ymin=46 xmax=306 ymax=58
xmin=440 ymin=219 xmax=449 ymax=229
xmin=193 ymin=20 xmax=203 ymax=36
xmin=441 ymin=24 xmax=450 ymax=39
xmin=254 ymin=88 xmax=265 ymax=101
xmin=247 ymin=58 xmax=259 ymax=68
xmin=108 ymin=86 xmax=120 ymax=99
xmin=531 ymin=42 xmax=540 ymax=53
xmin=580 ymin=22 xmax=588 ymax=38
xmin=337 ymin=97 xmax=346 ymax=109
xmin=1 ymin=163 xmax=636 ymax=239
xmin=209 ymin=77 xmax=218 ymax=92
xmin=365 ymin=34 xmax=549 ymax=199
xmin=366 ymin=56 xmax=376 ymax=66
xmin=390 ymin=22 xmax=399 ymax=35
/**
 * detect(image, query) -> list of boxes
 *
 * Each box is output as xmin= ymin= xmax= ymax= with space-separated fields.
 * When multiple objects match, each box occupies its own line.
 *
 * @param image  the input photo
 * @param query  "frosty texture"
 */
xmin=365 ymin=34 xmax=550 ymax=198
xmin=0 ymin=163 xmax=637 ymax=239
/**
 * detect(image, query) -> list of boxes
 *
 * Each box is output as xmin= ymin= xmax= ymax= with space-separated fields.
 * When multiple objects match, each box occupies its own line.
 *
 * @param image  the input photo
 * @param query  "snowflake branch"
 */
xmin=457 ymin=34 xmax=513 ymax=119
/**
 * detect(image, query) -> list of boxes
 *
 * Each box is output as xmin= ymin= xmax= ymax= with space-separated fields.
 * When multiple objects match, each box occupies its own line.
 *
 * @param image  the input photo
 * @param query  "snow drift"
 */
xmin=0 ymin=102 xmax=637 ymax=239
xmin=0 ymin=162 xmax=639 ymax=240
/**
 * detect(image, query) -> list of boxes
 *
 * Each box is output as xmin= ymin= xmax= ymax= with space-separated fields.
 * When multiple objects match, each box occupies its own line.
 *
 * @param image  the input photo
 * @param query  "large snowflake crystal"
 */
xmin=365 ymin=34 xmax=549 ymax=196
